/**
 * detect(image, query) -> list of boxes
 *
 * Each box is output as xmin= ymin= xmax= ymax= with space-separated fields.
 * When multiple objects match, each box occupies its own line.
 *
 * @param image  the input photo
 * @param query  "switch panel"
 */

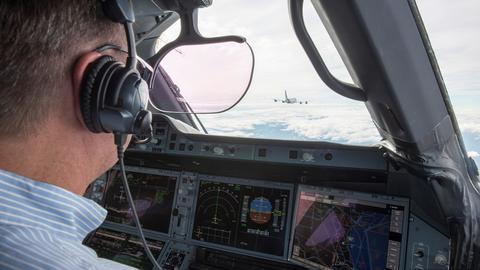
xmin=159 ymin=243 xmax=193 ymax=270
xmin=171 ymin=172 xmax=198 ymax=239
xmin=406 ymin=215 xmax=449 ymax=270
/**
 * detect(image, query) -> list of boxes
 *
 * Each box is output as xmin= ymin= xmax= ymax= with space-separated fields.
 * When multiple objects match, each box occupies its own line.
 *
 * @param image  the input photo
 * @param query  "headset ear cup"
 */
xmin=80 ymin=55 xmax=116 ymax=133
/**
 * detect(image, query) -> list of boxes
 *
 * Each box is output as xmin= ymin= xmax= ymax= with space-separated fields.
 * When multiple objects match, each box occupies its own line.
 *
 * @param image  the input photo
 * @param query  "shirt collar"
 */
xmin=0 ymin=169 xmax=107 ymax=241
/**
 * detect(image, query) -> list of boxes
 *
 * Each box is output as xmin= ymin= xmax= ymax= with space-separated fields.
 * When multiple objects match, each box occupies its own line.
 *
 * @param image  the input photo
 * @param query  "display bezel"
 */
xmin=289 ymin=184 xmax=410 ymax=270
xmin=188 ymin=174 xmax=295 ymax=261
xmin=102 ymin=165 xmax=181 ymax=238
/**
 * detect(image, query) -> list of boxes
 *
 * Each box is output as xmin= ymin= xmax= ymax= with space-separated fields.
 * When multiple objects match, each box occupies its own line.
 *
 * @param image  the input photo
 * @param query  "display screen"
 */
xmin=103 ymin=169 xmax=177 ymax=234
xmin=84 ymin=228 xmax=164 ymax=270
xmin=291 ymin=188 xmax=406 ymax=270
xmin=192 ymin=180 xmax=291 ymax=257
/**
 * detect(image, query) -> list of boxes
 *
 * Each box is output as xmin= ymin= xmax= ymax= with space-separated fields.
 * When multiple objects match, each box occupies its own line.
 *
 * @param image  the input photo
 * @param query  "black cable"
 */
xmin=124 ymin=22 xmax=137 ymax=70
xmin=115 ymin=134 xmax=163 ymax=270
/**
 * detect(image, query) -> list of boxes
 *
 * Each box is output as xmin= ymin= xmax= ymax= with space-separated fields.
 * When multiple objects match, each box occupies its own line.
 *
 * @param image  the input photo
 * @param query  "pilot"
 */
xmin=0 ymin=1 xmax=137 ymax=269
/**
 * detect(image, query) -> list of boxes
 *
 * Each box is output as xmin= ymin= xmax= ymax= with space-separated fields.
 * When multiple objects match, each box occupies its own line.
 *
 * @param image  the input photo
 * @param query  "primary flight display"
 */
xmin=192 ymin=179 xmax=292 ymax=257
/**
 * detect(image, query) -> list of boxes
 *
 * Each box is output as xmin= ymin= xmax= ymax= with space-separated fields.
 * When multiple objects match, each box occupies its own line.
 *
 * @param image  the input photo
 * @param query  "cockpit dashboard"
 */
xmin=84 ymin=115 xmax=451 ymax=270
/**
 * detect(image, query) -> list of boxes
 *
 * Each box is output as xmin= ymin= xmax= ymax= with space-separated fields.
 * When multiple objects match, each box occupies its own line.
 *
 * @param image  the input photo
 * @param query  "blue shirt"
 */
xmin=0 ymin=169 xmax=136 ymax=270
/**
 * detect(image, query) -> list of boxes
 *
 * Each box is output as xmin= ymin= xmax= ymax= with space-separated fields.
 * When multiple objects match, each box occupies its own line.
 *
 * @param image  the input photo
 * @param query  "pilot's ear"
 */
xmin=71 ymin=52 xmax=102 ymax=129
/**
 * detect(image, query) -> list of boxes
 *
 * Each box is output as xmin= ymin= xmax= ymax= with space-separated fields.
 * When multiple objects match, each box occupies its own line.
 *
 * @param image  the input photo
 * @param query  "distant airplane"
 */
xmin=274 ymin=90 xmax=308 ymax=104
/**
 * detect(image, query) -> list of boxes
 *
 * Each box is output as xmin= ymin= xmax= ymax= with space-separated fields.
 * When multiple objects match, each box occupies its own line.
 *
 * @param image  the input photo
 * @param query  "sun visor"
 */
xmin=148 ymin=41 xmax=254 ymax=114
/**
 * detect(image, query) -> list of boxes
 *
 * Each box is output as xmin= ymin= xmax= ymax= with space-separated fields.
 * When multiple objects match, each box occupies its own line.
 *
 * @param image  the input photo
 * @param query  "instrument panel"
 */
xmin=84 ymin=165 xmax=449 ymax=270
xmin=83 ymin=117 xmax=450 ymax=270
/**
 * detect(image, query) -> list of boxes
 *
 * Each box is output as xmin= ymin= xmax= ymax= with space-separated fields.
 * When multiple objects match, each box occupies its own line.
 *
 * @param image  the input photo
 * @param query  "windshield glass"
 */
xmin=157 ymin=0 xmax=479 ymax=163
xmin=416 ymin=0 xmax=480 ymax=169
xmin=158 ymin=0 xmax=380 ymax=146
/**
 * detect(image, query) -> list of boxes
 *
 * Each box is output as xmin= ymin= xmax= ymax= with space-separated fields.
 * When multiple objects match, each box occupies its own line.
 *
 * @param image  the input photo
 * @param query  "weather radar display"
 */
xmin=192 ymin=179 xmax=291 ymax=257
xmin=291 ymin=186 xmax=406 ymax=270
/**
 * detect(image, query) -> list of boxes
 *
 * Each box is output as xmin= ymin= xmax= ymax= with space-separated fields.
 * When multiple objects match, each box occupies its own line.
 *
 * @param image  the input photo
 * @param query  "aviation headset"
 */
xmin=82 ymin=2 xmax=162 ymax=268
xmin=80 ymin=0 xmax=152 ymax=137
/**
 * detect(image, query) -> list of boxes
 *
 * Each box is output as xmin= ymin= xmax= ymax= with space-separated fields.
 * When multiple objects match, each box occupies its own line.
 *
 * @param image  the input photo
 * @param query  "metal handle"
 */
xmin=288 ymin=0 xmax=367 ymax=102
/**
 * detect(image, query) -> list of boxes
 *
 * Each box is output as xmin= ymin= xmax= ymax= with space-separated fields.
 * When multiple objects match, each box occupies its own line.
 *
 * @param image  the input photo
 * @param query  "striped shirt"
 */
xmin=0 ymin=168 xmax=136 ymax=270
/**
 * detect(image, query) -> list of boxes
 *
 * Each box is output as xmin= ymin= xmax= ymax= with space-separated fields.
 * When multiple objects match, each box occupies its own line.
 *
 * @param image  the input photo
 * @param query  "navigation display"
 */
xmin=192 ymin=179 xmax=292 ymax=257
xmin=84 ymin=228 xmax=164 ymax=270
xmin=291 ymin=185 xmax=408 ymax=270
xmin=103 ymin=168 xmax=177 ymax=234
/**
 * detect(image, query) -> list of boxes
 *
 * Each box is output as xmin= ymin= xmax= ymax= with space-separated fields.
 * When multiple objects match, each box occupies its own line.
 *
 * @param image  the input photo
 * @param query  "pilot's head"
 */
xmin=0 ymin=1 xmax=126 ymax=194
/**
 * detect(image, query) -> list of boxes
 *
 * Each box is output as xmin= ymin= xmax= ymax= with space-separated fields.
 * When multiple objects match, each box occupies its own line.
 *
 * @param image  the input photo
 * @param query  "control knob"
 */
xmin=213 ymin=146 xmax=224 ymax=155
xmin=414 ymin=250 xmax=424 ymax=258
xmin=302 ymin=152 xmax=314 ymax=162
xmin=136 ymin=144 xmax=147 ymax=151
xmin=434 ymin=254 xmax=448 ymax=266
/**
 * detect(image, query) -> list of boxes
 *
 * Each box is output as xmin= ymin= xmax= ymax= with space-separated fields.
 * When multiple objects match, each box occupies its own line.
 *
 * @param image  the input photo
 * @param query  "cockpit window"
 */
xmin=415 ymin=0 xmax=480 ymax=169
xmin=157 ymin=0 xmax=380 ymax=145
xmin=156 ymin=0 xmax=479 ymax=160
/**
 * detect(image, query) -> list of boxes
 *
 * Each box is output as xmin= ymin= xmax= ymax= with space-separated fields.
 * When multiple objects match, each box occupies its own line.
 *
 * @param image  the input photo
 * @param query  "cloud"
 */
xmin=468 ymin=151 xmax=480 ymax=158
xmin=199 ymin=103 xmax=381 ymax=145
xmin=416 ymin=0 xmax=480 ymax=95
xmin=456 ymin=109 xmax=480 ymax=141
xmin=197 ymin=103 xmax=480 ymax=151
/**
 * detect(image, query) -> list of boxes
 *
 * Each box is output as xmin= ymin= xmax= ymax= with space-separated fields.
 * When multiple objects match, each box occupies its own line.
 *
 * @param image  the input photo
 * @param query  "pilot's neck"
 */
xmin=0 ymin=119 xmax=117 ymax=195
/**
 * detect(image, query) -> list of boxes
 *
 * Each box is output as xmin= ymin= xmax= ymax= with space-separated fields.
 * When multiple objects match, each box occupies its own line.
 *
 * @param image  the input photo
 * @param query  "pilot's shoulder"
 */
xmin=0 ymin=226 xmax=82 ymax=269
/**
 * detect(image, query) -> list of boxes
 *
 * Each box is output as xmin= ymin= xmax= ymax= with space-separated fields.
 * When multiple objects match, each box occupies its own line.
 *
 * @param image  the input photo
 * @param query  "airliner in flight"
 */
xmin=274 ymin=90 xmax=308 ymax=104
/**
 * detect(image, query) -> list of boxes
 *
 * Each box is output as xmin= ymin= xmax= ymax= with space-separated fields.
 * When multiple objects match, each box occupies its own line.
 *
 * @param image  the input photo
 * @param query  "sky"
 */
xmin=158 ymin=0 xmax=480 ymax=168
